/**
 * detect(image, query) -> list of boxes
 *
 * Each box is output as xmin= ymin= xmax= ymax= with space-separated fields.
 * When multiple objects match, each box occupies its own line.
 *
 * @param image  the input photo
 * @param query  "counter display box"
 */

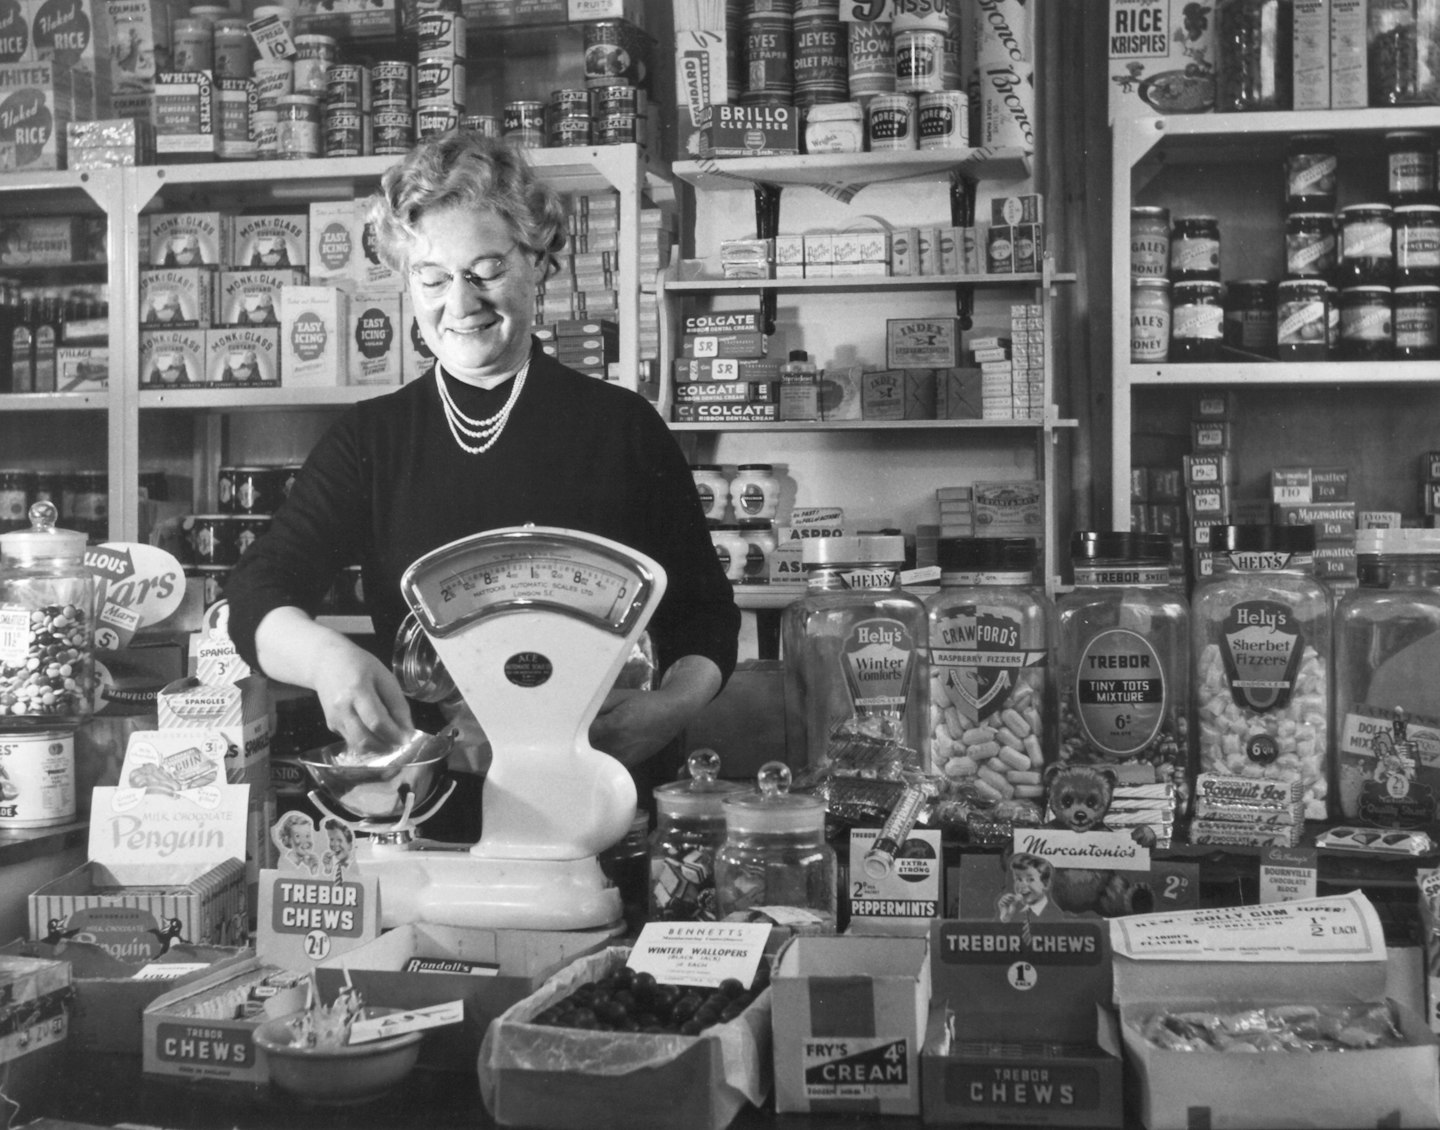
xmin=479 ymin=945 xmax=771 ymax=1130
xmin=313 ymin=922 xmax=612 ymax=1072
xmin=0 ymin=953 xmax=73 ymax=1121
xmin=1111 ymin=893 xmax=1440 ymax=1130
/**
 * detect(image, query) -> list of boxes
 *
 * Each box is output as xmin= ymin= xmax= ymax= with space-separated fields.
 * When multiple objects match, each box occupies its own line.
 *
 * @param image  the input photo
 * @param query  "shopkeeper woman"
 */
xmin=225 ymin=131 xmax=740 ymax=823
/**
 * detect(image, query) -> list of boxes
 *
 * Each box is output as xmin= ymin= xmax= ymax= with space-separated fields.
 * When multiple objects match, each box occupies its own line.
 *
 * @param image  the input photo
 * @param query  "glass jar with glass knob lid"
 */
xmin=649 ymin=749 xmax=745 ymax=921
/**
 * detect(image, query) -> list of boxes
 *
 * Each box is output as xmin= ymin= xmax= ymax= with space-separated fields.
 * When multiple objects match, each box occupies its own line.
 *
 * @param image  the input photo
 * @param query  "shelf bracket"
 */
xmin=950 ymin=172 xmax=978 ymax=330
xmin=753 ymin=183 xmax=782 ymax=335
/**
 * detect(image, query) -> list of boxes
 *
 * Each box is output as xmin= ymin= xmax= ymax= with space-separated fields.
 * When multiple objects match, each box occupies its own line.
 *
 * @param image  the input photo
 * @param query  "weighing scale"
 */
xmin=306 ymin=525 xmax=666 ymax=932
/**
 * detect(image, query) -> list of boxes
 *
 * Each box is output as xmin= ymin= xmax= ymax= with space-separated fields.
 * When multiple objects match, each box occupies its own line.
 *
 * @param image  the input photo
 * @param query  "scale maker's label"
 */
xmin=802 ymin=1038 xmax=909 ymax=1099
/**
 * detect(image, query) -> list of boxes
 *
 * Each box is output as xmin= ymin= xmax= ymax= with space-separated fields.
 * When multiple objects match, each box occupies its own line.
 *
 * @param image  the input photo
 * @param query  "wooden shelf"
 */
xmin=669 ymin=417 xmax=1078 ymax=433
xmin=1124 ymin=361 xmax=1440 ymax=387
xmin=139 ymin=385 xmax=397 ymax=410
xmin=672 ymin=148 xmax=1033 ymax=193
xmin=663 ymin=271 xmax=1073 ymax=293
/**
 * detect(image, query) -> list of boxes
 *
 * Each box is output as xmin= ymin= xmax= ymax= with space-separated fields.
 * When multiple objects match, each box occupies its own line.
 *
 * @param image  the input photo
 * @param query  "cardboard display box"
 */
xmin=314 ymin=922 xmax=611 ymax=1072
xmin=479 ymin=945 xmax=771 ymax=1130
xmin=1111 ymin=893 xmax=1440 ymax=1130
xmin=772 ymin=934 xmax=929 ymax=1115
xmin=0 ymin=952 xmax=73 ymax=1116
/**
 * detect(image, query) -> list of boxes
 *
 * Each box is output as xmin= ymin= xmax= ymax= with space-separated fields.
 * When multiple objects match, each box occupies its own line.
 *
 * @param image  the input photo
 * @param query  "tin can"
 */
xmin=894 ymin=28 xmax=944 ymax=94
xmin=590 ymin=83 xmax=642 ymax=117
xmin=917 ymin=89 xmax=967 ymax=149
xmin=253 ymin=109 xmax=279 ymax=158
xmin=596 ymin=113 xmax=637 ymax=145
xmin=416 ymin=7 xmax=465 ymax=59
xmin=235 ymin=514 xmax=272 ymax=558
xmin=216 ymin=77 xmax=258 ymax=160
xmin=373 ymin=107 xmax=415 ymax=154
xmin=866 ymin=92 xmax=916 ymax=151
xmin=229 ymin=466 xmax=285 ymax=514
xmin=546 ymin=113 xmax=592 ymax=147
xmin=417 ymin=104 xmax=461 ymax=138
xmin=252 ymin=58 xmax=292 ymax=110
xmin=503 ymin=100 xmax=545 ymax=147
xmin=371 ymin=60 xmax=415 ymax=109
xmin=291 ymin=34 xmax=336 ymax=97
xmin=172 ymin=17 xmax=212 ymax=72
xmin=275 ymin=94 xmax=321 ymax=160
xmin=1131 ymin=277 xmax=1171 ymax=363
xmin=585 ymin=17 xmax=649 ymax=90
xmin=550 ymin=87 xmax=591 ymax=118
xmin=742 ymin=12 xmax=792 ymax=102
xmin=0 ymin=731 xmax=75 ymax=828
xmin=324 ymin=106 xmax=369 ymax=157
xmin=461 ymin=114 xmax=500 ymax=138
xmin=326 ymin=63 xmax=371 ymax=110
xmin=793 ymin=9 xmax=848 ymax=109
xmin=416 ymin=55 xmax=464 ymax=109
xmin=185 ymin=514 xmax=239 ymax=565
xmin=1276 ymin=277 xmax=1330 ymax=360
xmin=213 ymin=17 xmax=254 ymax=80
xmin=846 ymin=17 xmax=894 ymax=101
xmin=1130 ymin=205 xmax=1170 ymax=278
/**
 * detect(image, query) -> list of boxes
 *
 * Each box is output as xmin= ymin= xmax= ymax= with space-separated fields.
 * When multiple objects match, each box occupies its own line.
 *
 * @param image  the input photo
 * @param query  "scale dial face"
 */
xmin=400 ymin=527 xmax=659 ymax=640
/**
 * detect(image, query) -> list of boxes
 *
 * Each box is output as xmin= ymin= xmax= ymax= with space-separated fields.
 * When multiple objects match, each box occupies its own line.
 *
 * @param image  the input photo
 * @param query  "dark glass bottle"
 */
xmin=9 ymin=296 xmax=35 ymax=393
xmin=32 ymin=294 xmax=59 ymax=393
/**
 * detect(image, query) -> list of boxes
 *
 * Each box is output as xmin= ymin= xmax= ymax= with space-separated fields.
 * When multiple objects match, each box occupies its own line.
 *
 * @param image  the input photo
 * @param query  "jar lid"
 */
xmin=1386 ymin=130 xmax=1433 ymax=141
xmin=276 ymin=94 xmax=321 ymax=105
xmin=1209 ymin=524 xmax=1316 ymax=553
xmin=806 ymin=101 xmax=861 ymax=122
xmin=1229 ymin=278 xmax=1274 ymax=289
xmin=738 ymin=519 xmax=774 ymax=530
xmin=788 ymin=349 xmax=808 ymax=361
xmin=1132 ymin=277 xmax=1170 ymax=289
xmin=1172 ymin=279 xmax=1222 ymax=293
xmin=1340 ymin=286 xmax=1393 ymax=296
xmin=1287 ymin=211 xmax=1335 ymax=220
xmin=1278 ymin=277 xmax=1328 ymax=292
xmin=1395 ymin=285 xmax=1440 ymax=295
xmin=1070 ymin=530 xmax=1171 ymax=563
xmin=0 ymin=501 xmax=88 ymax=565
xmin=1174 ymin=214 xmax=1217 ymax=224
xmin=214 ymin=17 xmax=250 ymax=31
xmin=938 ymin=536 xmax=1037 ymax=573
xmin=723 ymin=761 xmax=825 ymax=834
xmin=736 ymin=464 xmax=775 ymax=473
xmin=690 ymin=463 xmax=723 ymax=472
xmin=803 ymin=534 xmax=905 ymax=567
xmin=294 ymin=32 xmax=338 ymax=44
xmin=1340 ymin=202 xmax=1393 ymax=215
xmin=1131 ymin=205 xmax=1169 ymax=217
xmin=654 ymin=749 xmax=745 ymax=817
xmin=1356 ymin=528 xmax=1440 ymax=555
xmin=1395 ymin=204 xmax=1440 ymax=215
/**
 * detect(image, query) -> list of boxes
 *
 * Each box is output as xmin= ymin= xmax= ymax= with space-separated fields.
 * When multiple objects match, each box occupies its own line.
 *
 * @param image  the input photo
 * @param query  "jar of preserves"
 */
xmin=1224 ymin=278 xmax=1277 ymax=357
xmin=1170 ymin=279 xmax=1225 ymax=361
xmin=0 ymin=502 xmax=97 ymax=729
xmin=1337 ymin=203 xmax=1395 ymax=286
xmin=780 ymin=534 xmax=927 ymax=769
xmin=691 ymin=463 xmax=729 ymax=524
xmin=1394 ymin=203 xmax=1440 ymax=284
xmin=1285 ymin=211 xmax=1338 ymax=280
xmin=715 ymin=761 xmax=837 ymax=935
xmin=1276 ymin=277 xmax=1331 ymax=360
xmin=1394 ymin=284 xmax=1440 ymax=359
xmin=1338 ymin=285 xmax=1394 ymax=360
xmin=649 ymin=749 xmax=745 ymax=921
xmin=1056 ymin=532 xmax=1189 ymax=787
xmin=1285 ymin=133 xmax=1337 ymax=212
xmin=737 ymin=519 xmax=776 ymax=584
xmin=1334 ymin=528 xmax=1440 ymax=825
xmin=1327 ymin=282 xmax=1341 ymax=353
xmin=730 ymin=464 xmax=780 ymax=520
xmin=1369 ymin=0 xmax=1440 ymax=106
xmin=1131 ymin=277 xmax=1171 ymax=363
xmin=1169 ymin=216 xmax=1221 ymax=282
xmin=1193 ymin=524 xmax=1330 ymax=820
xmin=926 ymin=537 xmax=1050 ymax=787
xmin=1388 ymin=130 xmax=1437 ymax=205
xmin=1130 ymin=206 xmax=1170 ymax=278
xmin=1215 ymin=0 xmax=1294 ymax=111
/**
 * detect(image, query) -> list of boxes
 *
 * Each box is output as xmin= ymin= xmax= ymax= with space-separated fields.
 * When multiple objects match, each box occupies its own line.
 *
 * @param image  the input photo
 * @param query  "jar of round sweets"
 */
xmin=1388 ymin=131 xmax=1437 ymax=206
xmin=1337 ymin=203 xmax=1395 ymax=286
xmin=926 ymin=537 xmax=1050 ymax=788
xmin=1394 ymin=285 xmax=1440 ymax=360
xmin=1131 ymin=277 xmax=1171 ymax=363
xmin=691 ymin=463 xmax=729 ymax=524
xmin=780 ymin=535 xmax=927 ymax=769
xmin=730 ymin=464 xmax=780 ymax=520
xmin=1216 ymin=0 xmax=1293 ymax=111
xmin=1394 ymin=204 xmax=1440 ymax=285
xmin=1275 ymin=277 xmax=1330 ymax=361
xmin=1338 ymin=285 xmax=1394 ymax=361
xmin=715 ymin=761 xmax=837 ymax=936
xmin=1224 ymin=279 xmax=1276 ymax=357
xmin=1131 ymin=206 xmax=1170 ymax=278
xmin=804 ymin=100 xmax=863 ymax=154
xmin=1056 ymin=532 xmax=1189 ymax=788
xmin=1168 ymin=215 xmax=1220 ymax=282
xmin=709 ymin=525 xmax=748 ymax=584
xmin=1169 ymin=279 xmax=1225 ymax=361
xmin=1285 ymin=133 xmax=1337 ymax=212
xmin=737 ymin=519 xmax=776 ymax=584
xmin=1193 ymin=524 xmax=1331 ymax=820
xmin=1334 ymin=528 xmax=1440 ymax=825
xmin=649 ymin=749 xmax=745 ymax=921
xmin=1285 ymin=211 xmax=1337 ymax=281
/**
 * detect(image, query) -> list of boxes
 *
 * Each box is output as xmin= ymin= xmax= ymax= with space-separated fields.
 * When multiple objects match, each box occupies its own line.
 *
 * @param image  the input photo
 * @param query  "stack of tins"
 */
xmin=417 ymin=1 xmax=466 ymax=140
xmin=325 ymin=62 xmax=373 ymax=157
xmin=373 ymin=61 xmax=417 ymax=156
xmin=582 ymin=19 xmax=652 ymax=147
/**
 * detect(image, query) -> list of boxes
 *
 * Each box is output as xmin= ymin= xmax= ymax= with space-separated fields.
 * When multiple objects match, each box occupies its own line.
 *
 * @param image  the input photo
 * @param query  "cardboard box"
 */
xmin=227 ymin=212 xmax=307 ymax=270
xmin=479 ymin=945 xmax=772 ymax=1130
xmin=701 ymin=102 xmax=799 ymax=158
xmin=217 ymin=269 xmax=305 ymax=327
xmin=280 ymin=286 xmax=349 ymax=386
xmin=1106 ymin=0 xmax=1216 ymax=122
xmin=0 ymin=60 xmax=92 ymax=168
xmin=772 ymin=934 xmax=929 ymax=1115
xmin=314 ymin=922 xmax=611 ymax=1072
xmin=1110 ymin=893 xmax=1440 ymax=1130
xmin=139 ymin=267 xmax=215 ymax=329
xmin=153 ymin=69 xmax=216 ymax=157
xmin=347 ymin=289 xmax=402 ymax=386
xmin=140 ymin=328 xmax=206 ymax=386
xmin=157 ymin=676 xmax=268 ymax=784
xmin=205 ymin=326 xmax=279 ymax=386
xmin=57 ymin=345 xmax=107 ymax=391
xmin=888 ymin=317 xmax=962 ymax=369
xmin=0 ymin=952 xmax=71 ymax=1108
xmin=146 ymin=212 xmax=223 ymax=268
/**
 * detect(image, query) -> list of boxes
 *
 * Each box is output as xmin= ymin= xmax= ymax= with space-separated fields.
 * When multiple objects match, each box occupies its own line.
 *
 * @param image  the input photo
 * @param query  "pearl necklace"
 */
xmin=435 ymin=357 xmax=531 ymax=455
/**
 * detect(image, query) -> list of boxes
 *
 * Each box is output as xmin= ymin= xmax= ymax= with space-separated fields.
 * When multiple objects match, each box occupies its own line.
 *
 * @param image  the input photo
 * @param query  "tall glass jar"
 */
xmin=1216 ymin=0 xmax=1294 ymax=112
xmin=926 ymin=537 xmax=1050 ymax=795
xmin=1192 ymin=525 xmax=1331 ymax=820
xmin=1056 ymin=532 xmax=1189 ymax=788
xmin=715 ymin=761 xmax=836 ymax=935
xmin=1369 ymin=0 xmax=1440 ymax=106
xmin=1334 ymin=528 xmax=1440 ymax=826
xmin=649 ymin=749 xmax=744 ymax=921
xmin=0 ymin=502 xmax=96 ymax=729
xmin=780 ymin=534 xmax=927 ymax=770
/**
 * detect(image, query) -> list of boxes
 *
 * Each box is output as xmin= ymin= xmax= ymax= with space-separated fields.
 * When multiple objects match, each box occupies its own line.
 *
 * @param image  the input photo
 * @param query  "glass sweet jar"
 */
xmin=649 ymin=749 xmax=745 ymax=921
xmin=715 ymin=761 xmax=837 ymax=937
xmin=0 ymin=502 xmax=97 ymax=729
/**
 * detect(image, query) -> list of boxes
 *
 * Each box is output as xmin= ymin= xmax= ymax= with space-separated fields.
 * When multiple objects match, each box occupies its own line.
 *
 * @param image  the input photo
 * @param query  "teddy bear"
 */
xmin=1041 ymin=762 xmax=1156 ymax=918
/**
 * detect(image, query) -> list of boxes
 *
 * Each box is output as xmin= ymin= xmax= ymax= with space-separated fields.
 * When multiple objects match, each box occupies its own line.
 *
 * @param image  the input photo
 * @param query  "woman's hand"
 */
xmin=588 ymin=654 xmax=722 ymax=767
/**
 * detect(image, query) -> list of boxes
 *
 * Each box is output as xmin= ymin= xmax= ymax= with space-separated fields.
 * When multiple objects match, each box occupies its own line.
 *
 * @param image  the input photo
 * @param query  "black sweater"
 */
xmin=225 ymin=344 xmax=740 ymax=686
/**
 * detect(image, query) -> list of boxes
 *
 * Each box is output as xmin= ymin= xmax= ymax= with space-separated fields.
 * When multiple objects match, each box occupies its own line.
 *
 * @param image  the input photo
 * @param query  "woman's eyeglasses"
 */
xmin=409 ymin=246 xmax=516 ymax=297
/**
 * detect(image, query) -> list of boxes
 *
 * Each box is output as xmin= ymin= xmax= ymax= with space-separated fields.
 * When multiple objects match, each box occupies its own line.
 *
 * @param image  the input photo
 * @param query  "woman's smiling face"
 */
xmin=407 ymin=203 xmax=541 ymax=385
